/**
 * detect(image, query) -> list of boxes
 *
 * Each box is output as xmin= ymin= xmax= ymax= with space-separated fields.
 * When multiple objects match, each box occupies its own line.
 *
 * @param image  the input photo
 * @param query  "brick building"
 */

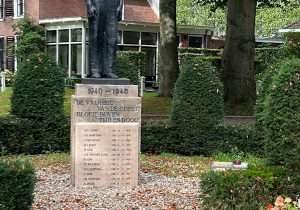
xmin=0 ymin=0 xmax=214 ymax=81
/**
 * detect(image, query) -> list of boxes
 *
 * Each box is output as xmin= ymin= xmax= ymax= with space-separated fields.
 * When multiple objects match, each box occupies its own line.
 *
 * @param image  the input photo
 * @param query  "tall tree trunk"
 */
xmin=223 ymin=0 xmax=256 ymax=110
xmin=159 ymin=0 xmax=179 ymax=97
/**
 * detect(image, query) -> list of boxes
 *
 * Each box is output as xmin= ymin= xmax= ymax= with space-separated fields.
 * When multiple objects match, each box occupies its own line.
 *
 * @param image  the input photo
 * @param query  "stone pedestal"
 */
xmin=71 ymin=83 xmax=141 ymax=189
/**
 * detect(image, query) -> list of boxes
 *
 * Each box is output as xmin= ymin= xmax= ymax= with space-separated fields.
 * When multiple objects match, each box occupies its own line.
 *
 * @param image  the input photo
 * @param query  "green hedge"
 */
xmin=179 ymin=53 xmax=222 ymax=74
xmin=0 ymin=115 xmax=70 ymax=154
xmin=116 ymin=51 xmax=146 ymax=85
xmin=178 ymin=48 xmax=221 ymax=56
xmin=216 ymin=124 xmax=263 ymax=155
xmin=200 ymin=167 xmax=281 ymax=210
xmin=141 ymin=122 xmax=170 ymax=154
xmin=200 ymin=166 xmax=300 ymax=210
xmin=0 ymin=160 xmax=36 ymax=210
xmin=0 ymin=116 xmax=34 ymax=155
xmin=264 ymin=58 xmax=300 ymax=171
xmin=255 ymin=47 xmax=286 ymax=74
xmin=178 ymin=48 xmax=285 ymax=76
xmin=141 ymin=123 xmax=263 ymax=155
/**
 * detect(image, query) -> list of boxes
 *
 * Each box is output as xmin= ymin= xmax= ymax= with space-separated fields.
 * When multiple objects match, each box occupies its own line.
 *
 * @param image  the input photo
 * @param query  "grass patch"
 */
xmin=0 ymin=153 xmax=70 ymax=169
xmin=141 ymin=153 xmax=212 ymax=177
xmin=0 ymin=87 xmax=12 ymax=117
xmin=142 ymin=92 xmax=172 ymax=114
xmin=63 ymin=88 xmax=75 ymax=115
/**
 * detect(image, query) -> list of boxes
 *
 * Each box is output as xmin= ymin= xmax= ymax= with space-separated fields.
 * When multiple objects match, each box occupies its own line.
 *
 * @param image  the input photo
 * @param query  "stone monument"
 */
xmin=71 ymin=0 xmax=141 ymax=189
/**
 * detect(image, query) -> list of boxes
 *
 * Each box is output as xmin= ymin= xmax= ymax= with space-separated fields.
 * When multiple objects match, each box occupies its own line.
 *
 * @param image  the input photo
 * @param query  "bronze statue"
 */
xmin=86 ymin=0 xmax=123 ymax=78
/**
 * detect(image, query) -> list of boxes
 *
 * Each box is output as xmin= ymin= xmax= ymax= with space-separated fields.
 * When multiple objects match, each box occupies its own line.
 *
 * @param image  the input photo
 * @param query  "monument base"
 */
xmin=82 ymin=78 xmax=130 ymax=85
xmin=71 ymin=83 xmax=141 ymax=188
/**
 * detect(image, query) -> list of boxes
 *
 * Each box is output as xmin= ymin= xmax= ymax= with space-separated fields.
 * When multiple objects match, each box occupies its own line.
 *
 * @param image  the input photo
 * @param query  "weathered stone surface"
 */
xmin=73 ymin=123 xmax=139 ymax=188
xmin=72 ymin=97 xmax=141 ymax=123
xmin=75 ymin=84 xmax=138 ymax=97
xmin=211 ymin=161 xmax=248 ymax=171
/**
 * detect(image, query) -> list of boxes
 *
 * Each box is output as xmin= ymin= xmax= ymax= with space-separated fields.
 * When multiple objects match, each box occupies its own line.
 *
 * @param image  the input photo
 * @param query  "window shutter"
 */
xmin=5 ymin=0 xmax=14 ymax=17
xmin=0 ymin=0 xmax=4 ymax=19
xmin=6 ymin=36 xmax=15 ymax=71
xmin=0 ymin=38 xmax=4 ymax=70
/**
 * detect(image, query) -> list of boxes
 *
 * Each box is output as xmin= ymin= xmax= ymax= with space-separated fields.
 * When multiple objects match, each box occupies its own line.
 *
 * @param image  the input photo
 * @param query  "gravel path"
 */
xmin=32 ymin=165 xmax=200 ymax=210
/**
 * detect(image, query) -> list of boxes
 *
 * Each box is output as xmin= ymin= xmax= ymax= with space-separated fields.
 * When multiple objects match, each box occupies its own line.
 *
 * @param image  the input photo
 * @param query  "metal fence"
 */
xmin=0 ymin=71 xmax=5 ymax=92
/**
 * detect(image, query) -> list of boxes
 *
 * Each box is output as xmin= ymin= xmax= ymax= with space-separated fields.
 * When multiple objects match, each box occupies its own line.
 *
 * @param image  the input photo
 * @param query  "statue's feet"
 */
xmin=102 ymin=73 xmax=119 ymax=79
xmin=90 ymin=72 xmax=101 ymax=78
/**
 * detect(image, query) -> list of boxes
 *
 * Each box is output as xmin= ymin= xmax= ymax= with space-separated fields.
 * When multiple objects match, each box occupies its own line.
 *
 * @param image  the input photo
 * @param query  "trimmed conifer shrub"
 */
xmin=0 ymin=160 xmax=36 ymax=210
xmin=264 ymin=58 xmax=300 ymax=171
xmin=11 ymin=53 xmax=65 ymax=120
xmin=169 ymin=56 xmax=224 ymax=155
xmin=11 ymin=53 xmax=67 ymax=153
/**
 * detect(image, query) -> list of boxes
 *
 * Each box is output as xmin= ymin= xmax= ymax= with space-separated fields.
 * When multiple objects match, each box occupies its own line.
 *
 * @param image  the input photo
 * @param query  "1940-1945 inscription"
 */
xmin=75 ymin=84 xmax=138 ymax=97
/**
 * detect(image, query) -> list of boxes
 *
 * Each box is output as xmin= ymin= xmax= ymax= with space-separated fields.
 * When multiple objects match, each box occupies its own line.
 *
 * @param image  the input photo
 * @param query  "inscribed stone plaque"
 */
xmin=75 ymin=84 xmax=138 ymax=97
xmin=74 ymin=123 xmax=139 ymax=188
xmin=72 ymin=97 xmax=141 ymax=123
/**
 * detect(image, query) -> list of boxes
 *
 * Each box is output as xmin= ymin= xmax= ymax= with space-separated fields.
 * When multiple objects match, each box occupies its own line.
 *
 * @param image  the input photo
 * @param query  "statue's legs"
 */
xmin=102 ymin=2 xmax=118 ymax=79
xmin=88 ymin=17 xmax=102 ymax=78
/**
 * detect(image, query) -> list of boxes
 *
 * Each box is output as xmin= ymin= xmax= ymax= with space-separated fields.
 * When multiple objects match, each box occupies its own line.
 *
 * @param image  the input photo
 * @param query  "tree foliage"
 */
xmin=195 ymin=0 xmax=298 ymax=10
xmin=13 ymin=18 xmax=45 ymax=58
xmin=177 ymin=0 xmax=300 ymax=38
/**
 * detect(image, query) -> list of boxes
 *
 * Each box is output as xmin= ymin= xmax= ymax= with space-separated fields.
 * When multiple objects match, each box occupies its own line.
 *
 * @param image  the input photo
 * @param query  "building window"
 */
xmin=14 ymin=0 xmax=24 ymax=17
xmin=123 ymin=31 xmax=140 ymax=45
xmin=188 ymin=36 xmax=203 ymax=48
xmin=119 ymin=30 xmax=159 ymax=82
xmin=0 ymin=37 xmax=4 ymax=70
xmin=141 ymin=32 xmax=157 ymax=46
xmin=0 ymin=0 xmax=4 ymax=19
xmin=46 ymin=27 xmax=84 ymax=77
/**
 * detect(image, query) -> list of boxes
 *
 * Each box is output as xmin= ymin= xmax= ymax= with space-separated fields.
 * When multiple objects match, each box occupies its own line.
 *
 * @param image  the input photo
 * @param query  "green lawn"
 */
xmin=0 ymin=88 xmax=172 ymax=116
xmin=0 ymin=88 xmax=12 ymax=117
xmin=142 ymin=92 xmax=172 ymax=114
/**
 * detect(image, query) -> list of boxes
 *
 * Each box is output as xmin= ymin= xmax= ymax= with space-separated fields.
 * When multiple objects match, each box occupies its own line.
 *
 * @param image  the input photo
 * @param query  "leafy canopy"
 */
xmin=195 ymin=0 xmax=299 ymax=11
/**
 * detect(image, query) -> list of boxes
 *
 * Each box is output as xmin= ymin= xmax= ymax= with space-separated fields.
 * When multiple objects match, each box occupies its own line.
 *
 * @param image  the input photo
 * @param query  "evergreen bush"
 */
xmin=0 ymin=159 xmax=36 ymax=210
xmin=116 ymin=51 xmax=146 ymax=85
xmin=169 ymin=56 xmax=223 ymax=155
xmin=11 ymin=53 xmax=65 ymax=120
xmin=141 ymin=122 xmax=170 ymax=154
xmin=264 ymin=58 xmax=300 ymax=171
xmin=200 ymin=167 xmax=282 ymax=210
xmin=11 ymin=53 xmax=67 ymax=153
xmin=0 ymin=116 xmax=34 ymax=155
